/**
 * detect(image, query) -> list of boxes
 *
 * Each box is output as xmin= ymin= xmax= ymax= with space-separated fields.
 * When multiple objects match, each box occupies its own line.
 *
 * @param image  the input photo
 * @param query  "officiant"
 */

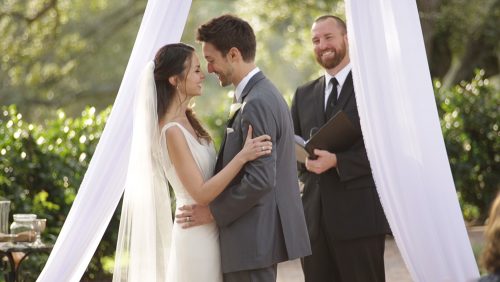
xmin=291 ymin=15 xmax=391 ymax=282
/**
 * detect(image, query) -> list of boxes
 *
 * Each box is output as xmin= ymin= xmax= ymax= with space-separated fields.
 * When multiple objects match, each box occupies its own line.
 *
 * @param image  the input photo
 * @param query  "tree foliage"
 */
xmin=436 ymin=71 xmax=500 ymax=222
xmin=417 ymin=0 xmax=499 ymax=86
xmin=0 ymin=0 xmax=145 ymax=119
xmin=2 ymin=0 xmax=497 ymax=120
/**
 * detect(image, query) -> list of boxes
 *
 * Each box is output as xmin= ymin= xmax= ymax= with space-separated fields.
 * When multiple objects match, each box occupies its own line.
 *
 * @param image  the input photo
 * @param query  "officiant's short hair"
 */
xmin=197 ymin=14 xmax=256 ymax=62
xmin=314 ymin=15 xmax=347 ymax=34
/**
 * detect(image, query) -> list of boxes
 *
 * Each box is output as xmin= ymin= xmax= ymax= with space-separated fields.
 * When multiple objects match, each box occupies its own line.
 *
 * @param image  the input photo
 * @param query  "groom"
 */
xmin=178 ymin=14 xmax=311 ymax=281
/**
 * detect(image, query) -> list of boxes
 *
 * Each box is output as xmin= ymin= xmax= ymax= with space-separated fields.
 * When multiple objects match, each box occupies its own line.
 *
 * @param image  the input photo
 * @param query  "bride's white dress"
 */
xmin=162 ymin=122 xmax=222 ymax=282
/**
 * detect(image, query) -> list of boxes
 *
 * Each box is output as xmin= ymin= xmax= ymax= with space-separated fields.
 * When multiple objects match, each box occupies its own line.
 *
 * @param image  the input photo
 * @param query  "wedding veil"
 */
xmin=36 ymin=1 xmax=192 ymax=281
xmin=112 ymin=61 xmax=172 ymax=281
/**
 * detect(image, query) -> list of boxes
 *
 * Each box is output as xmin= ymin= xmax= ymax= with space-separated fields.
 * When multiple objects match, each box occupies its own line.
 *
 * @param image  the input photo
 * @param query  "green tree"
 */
xmin=436 ymin=71 xmax=500 ymax=222
xmin=0 ymin=0 xmax=146 ymax=119
xmin=3 ymin=0 xmax=497 ymax=121
xmin=417 ymin=0 xmax=499 ymax=86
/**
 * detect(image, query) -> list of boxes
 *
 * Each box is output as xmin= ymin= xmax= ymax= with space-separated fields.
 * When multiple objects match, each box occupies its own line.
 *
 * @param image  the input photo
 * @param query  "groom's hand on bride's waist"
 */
xmin=176 ymin=204 xmax=214 ymax=229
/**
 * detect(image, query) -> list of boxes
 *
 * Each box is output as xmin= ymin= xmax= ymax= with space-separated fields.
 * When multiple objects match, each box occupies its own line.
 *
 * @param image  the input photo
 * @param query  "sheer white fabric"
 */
xmin=112 ymin=61 xmax=172 ymax=281
xmin=37 ymin=1 xmax=192 ymax=281
xmin=345 ymin=1 xmax=479 ymax=281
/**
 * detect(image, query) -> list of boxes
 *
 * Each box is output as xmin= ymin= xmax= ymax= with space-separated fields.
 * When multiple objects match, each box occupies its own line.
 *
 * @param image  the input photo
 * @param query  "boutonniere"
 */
xmin=228 ymin=102 xmax=245 ymax=119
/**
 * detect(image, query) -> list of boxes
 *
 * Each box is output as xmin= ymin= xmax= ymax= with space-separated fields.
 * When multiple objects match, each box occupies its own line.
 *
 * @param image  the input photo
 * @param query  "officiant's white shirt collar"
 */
xmin=324 ymin=63 xmax=352 ymax=91
xmin=235 ymin=67 xmax=260 ymax=103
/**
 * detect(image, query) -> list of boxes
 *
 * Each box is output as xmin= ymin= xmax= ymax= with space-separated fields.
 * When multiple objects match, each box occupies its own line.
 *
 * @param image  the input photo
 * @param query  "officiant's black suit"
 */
xmin=291 ymin=72 xmax=391 ymax=282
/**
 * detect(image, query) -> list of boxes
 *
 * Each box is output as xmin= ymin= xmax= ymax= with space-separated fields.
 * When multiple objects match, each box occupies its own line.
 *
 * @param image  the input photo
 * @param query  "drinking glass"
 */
xmin=31 ymin=218 xmax=47 ymax=247
xmin=0 ymin=200 xmax=10 ymax=234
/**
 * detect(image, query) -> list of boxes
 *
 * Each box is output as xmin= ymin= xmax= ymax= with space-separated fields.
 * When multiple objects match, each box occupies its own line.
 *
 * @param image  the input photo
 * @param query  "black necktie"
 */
xmin=325 ymin=77 xmax=339 ymax=120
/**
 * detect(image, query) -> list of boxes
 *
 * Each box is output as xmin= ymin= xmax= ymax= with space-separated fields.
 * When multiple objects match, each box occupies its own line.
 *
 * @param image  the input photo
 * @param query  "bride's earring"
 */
xmin=169 ymin=76 xmax=179 ymax=92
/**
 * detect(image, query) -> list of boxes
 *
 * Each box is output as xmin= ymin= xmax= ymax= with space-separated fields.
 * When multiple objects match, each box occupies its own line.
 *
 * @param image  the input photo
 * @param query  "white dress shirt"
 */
xmin=324 ymin=63 xmax=352 ymax=110
xmin=234 ymin=67 xmax=260 ymax=103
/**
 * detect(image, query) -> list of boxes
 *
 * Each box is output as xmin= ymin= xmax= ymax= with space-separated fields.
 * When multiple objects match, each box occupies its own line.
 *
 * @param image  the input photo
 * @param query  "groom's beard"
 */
xmin=218 ymin=75 xmax=231 ymax=87
xmin=216 ymin=65 xmax=234 ymax=87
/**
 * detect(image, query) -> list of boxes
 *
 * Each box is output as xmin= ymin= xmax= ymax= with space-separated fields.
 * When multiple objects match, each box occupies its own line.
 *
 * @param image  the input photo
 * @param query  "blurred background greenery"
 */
xmin=0 ymin=0 xmax=498 ymax=280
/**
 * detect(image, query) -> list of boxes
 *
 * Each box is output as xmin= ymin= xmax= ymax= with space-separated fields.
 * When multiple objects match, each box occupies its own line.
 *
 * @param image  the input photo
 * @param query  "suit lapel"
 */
xmin=335 ymin=71 xmax=354 ymax=112
xmin=314 ymin=76 xmax=327 ymax=125
xmin=240 ymin=71 xmax=265 ymax=103
xmin=215 ymin=71 xmax=266 ymax=172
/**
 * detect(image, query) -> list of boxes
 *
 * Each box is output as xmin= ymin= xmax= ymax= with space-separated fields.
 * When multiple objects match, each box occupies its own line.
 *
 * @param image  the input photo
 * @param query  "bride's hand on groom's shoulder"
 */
xmin=236 ymin=125 xmax=273 ymax=164
xmin=176 ymin=204 xmax=214 ymax=229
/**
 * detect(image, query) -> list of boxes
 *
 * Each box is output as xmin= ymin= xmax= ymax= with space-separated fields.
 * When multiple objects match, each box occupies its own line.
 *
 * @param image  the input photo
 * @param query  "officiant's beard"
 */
xmin=316 ymin=42 xmax=347 ymax=70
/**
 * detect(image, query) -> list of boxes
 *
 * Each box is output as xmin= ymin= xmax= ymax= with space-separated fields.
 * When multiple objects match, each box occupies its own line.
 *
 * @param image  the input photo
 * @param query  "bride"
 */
xmin=112 ymin=43 xmax=272 ymax=281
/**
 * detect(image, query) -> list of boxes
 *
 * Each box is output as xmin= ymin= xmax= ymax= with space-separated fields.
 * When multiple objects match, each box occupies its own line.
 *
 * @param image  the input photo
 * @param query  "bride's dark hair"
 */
xmin=153 ymin=43 xmax=211 ymax=142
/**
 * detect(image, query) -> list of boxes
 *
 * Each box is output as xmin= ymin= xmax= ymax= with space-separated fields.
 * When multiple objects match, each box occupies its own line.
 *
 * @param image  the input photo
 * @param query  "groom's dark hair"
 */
xmin=196 ymin=14 xmax=256 ymax=62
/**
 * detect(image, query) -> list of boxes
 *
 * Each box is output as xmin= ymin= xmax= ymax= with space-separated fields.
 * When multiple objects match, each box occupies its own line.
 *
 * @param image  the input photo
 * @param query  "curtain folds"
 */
xmin=37 ymin=1 xmax=192 ymax=281
xmin=345 ymin=0 xmax=479 ymax=281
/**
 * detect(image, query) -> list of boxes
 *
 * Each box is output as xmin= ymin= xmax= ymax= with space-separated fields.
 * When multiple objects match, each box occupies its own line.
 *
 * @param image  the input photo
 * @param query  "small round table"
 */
xmin=0 ymin=242 xmax=53 ymax=282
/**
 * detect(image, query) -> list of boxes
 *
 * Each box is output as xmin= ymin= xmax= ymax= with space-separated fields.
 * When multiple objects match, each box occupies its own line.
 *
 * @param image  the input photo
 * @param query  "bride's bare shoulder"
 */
xmin=164 ymin=125 xmax=190 ymax=157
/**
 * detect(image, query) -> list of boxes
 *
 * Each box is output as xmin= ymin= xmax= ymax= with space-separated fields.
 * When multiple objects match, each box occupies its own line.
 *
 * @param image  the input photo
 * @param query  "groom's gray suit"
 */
xmin=210 ymin=71 xmax=311 ymax=277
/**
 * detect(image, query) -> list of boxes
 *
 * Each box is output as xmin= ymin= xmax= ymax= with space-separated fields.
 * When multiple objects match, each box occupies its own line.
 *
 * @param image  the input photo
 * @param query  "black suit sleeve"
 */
xmin=291 ymin=88 xmax=302 ymax=136
xmin=291 ymin=88 xmax=308 ymax=177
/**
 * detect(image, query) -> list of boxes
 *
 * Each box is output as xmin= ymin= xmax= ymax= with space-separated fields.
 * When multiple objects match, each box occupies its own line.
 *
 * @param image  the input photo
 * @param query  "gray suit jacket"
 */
xmin=210 ymin=71 xmax=311 ymax=273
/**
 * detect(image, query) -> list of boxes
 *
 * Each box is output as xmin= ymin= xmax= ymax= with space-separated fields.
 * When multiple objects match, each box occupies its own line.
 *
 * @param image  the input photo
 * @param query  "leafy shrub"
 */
xmin=436 ymin=70 xmax=499 ymax=223
xmin=0 ymin=105 xmax=116 ymax=280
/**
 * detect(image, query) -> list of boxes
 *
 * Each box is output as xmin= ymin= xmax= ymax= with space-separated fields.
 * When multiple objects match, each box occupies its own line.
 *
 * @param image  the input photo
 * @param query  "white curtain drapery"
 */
xmin=37 ymin=1 xmax=192 ymax=281
xmin=345 ymin=0 xmax=479 ymax=281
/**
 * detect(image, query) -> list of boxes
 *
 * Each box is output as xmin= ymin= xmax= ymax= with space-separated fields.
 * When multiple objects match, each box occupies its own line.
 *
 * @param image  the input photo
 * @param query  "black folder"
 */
xmin=295 ymin=111 xmax=361 ymax=163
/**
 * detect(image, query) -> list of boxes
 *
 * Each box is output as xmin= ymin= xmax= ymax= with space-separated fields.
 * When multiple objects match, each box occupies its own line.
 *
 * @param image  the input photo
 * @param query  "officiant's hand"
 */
xmin=305 ymin=149 xmax=337 ymax=174
xmin=176 ymin=204 xmax=214 ymax=229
